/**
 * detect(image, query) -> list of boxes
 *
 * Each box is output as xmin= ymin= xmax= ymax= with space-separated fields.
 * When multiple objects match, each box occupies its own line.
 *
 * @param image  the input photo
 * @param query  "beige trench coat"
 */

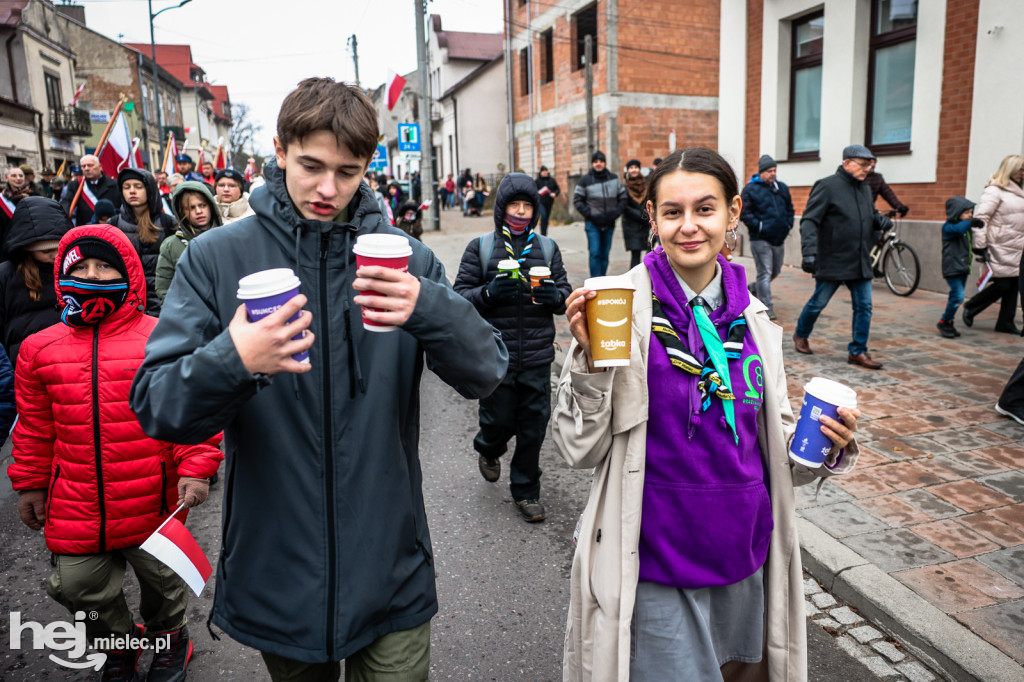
xmin=552 ymin=266 xmax=859 ymax=682
xmin=971 ymin=180 xmax=1024 ymax=279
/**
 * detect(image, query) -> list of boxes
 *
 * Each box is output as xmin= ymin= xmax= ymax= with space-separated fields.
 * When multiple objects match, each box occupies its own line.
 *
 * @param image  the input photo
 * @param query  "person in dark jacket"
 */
xmin=1 ymin=166 xmax=34 ymax=261
xmin=535 ymin=165 xmax=561 ymax=236
xmin=91 ymin=198 xmax=117 ymax=224
xmin=621 ymin=159 xmax=650 ymax=269
xmin=938 ymin=196 xmax=982 ymax=338
xmin=109 ymin=168 xmax=177 ymax=315
xmin=795 ymin=145 xmax=893 ymax=369
xmin=457 ymin=168 xmax=473 ymax=212
xmin=130 ymin=77 xmax=507 ymax=680
xmin=386 ymin=181 xmax=403 ymax=216
xmin=395 ymin=200 xmax=423 ymax=241
xmin=0 ymin=197 xmax=71 ymax=366
xmin=866 ymin=161 xmax=909 ymax=216
xmin=740 ymin=155 xmax=795 ymax=320
xmin=454 ymin=173 xmax=571 ymax=523
xmin=61 ymin=154 xmax=121 ymax=227
xmin=574 ymin=150 xmax=627 ymax=277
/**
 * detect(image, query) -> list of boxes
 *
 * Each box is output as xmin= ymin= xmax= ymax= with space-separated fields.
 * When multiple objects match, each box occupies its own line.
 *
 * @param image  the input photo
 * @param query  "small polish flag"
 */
xmin=141 ymin=505 xmax=212 ymax=596
xmin=386 ymin=70 xmax=406 ymax=112
xmin=99 ymin=111 xmax=141 ymax=177
xmin=0 ymin=194 xmax=15 ymax=219
xmin=977 ymin=265 xmax=992 ymax=290
xmin=418 ymin=199 xmax=432 ymax=211
xmin=538 ymin=186 xmax=550 ymax=196
xmin=69 ymin=82 xmax=86 ymax=106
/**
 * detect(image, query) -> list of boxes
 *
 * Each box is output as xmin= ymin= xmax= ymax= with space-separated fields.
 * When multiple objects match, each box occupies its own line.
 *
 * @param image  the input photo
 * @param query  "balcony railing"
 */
xmin=49 ymin=106 xmax=91 ymax=137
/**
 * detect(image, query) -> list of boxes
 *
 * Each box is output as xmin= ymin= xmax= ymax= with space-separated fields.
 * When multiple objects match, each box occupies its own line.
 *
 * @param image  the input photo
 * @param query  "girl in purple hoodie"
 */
xmin=555 ymin=148 xmax=860 ymax=681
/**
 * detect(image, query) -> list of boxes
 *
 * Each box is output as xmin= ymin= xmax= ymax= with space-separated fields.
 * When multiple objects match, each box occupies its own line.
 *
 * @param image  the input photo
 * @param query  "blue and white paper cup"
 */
xmin=237 ymin=268 xmax=309 ymax=363
xmin=789 ymin=377 xmax=857 ymax=468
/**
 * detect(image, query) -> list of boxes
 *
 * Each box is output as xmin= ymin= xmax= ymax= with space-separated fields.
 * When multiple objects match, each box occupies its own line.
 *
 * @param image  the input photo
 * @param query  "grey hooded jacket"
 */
xmin=130 ymin=159 xmax=508 ymax=662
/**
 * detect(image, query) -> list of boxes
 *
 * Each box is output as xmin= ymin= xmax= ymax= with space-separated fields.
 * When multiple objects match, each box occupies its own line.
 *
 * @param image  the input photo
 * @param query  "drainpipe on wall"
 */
xmin=503 ymin=0 xmax=514 ymax=171
xmin=35 ymin=111 xmax=46 ymax=169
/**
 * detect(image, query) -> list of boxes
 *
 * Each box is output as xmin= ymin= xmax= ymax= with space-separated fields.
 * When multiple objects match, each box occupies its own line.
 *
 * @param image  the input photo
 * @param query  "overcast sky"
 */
xmin=75 ymin=0 xmax=504 ymax=154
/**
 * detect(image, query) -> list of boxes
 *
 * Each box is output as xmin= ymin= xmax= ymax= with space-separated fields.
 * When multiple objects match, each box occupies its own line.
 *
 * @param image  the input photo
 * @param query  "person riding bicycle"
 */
xmin=794 ymin=144 xmax=893 ymax=369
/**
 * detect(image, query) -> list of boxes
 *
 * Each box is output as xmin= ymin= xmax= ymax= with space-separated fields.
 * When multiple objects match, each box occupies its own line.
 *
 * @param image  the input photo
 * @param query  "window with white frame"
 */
xmin=867 ymin=0 xmax=917 ymax=152
xmin=789 ymin=11 xmax=824 ymax=159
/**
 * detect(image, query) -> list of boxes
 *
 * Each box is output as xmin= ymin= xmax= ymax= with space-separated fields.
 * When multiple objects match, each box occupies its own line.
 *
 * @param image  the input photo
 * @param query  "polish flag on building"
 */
xmin=386 ymin=70 xmax=406 ymax=111
xmin=141 ymin=513 xmax=212 ymax=597
xmin=99 ymin=111 xmax=143 ymax=178
xmin=69 ymin=81 xmax=86 ymax=106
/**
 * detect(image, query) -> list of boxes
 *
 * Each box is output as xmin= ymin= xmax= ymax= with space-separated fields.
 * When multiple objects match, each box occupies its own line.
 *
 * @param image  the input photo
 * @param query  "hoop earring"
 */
xmin=725 ymin=229 xmax=738 ymax=251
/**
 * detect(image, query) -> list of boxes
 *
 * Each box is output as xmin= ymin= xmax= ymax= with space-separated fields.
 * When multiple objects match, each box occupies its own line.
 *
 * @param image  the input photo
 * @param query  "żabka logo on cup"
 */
xmin=584 ymin=276 xmax=635 ymax=367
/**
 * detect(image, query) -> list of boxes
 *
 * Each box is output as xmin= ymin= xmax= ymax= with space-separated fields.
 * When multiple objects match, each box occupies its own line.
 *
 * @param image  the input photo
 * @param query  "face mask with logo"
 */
xmin=58 ymin=240 xmax=130 ymax=327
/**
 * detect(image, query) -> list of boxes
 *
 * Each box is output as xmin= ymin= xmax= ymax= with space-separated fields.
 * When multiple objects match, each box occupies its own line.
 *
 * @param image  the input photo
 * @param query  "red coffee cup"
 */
xmin=352 ymin=233 xmax=413 ymax=332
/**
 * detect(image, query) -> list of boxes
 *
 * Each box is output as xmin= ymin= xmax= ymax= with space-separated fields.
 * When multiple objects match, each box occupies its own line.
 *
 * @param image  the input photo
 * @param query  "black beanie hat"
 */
xmin=507 ymin=191 xmax=534 ymax=207
xmin=626 ymin=159 xmax=642 ymax=169
xmin=758 ymin=155 xmax=777 ymax=173
xmin=592 ymin=150 xmax=607 ymax=163
xmin=61 ymin=236 xmax=128 ymax=279
xmin=215 ymin=168 xmax=245 ymax=187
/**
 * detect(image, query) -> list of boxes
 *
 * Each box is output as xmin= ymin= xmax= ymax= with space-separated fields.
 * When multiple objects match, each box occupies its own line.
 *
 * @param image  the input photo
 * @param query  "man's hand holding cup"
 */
xmin=228 ymin=294 xmax=314 ymax=376
xmin=353 ymin=266 xmax=421 ymax=328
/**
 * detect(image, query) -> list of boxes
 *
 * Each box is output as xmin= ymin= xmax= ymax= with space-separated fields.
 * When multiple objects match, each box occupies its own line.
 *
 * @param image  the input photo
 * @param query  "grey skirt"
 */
xmin=629 ymin=566 xmax=765 ymax=681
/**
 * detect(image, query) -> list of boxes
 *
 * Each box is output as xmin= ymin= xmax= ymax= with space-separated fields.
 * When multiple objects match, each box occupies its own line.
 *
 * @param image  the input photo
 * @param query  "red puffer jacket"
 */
xmin=8 ymin=224 xmax=222 ymax=554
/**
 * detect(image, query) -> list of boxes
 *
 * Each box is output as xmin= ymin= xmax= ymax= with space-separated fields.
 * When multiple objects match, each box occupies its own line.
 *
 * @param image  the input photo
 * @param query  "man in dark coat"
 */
xmin=794 ymin=145 xmax=893 ymax=369
xmin=534 ymin=165 xmax=561 ymax=236
xmin=130 ymin=77 xmax=507 ymax=679
xmin=454 ymin=173 xmax=572 ymax=523
xmin=573 ymin=150 xmax=627 ymax=277
xmin=60 ymin=154 xmax=120 ymax=227
xmin=740 ymin=154 xmax=795 ymax=320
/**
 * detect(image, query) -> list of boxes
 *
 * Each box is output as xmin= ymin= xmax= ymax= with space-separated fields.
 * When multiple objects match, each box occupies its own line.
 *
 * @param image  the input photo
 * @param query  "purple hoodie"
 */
xmin=637 ymin=250 xmax=774 ymax=589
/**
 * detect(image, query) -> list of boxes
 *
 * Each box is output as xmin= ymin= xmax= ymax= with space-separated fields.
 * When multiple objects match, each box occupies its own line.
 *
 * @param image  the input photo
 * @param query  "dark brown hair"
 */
xmin=646 ymin=147 xmax=739 ymax=211
xmin=277 ymin=78 xmax=378 ymax=161
xmin=16 ymin=256 xmax=43 ymax=302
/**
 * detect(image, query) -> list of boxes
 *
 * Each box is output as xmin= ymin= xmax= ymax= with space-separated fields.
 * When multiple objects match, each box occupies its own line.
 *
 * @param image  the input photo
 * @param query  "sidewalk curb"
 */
xmin=798 ymin=517 xmax=1022 ymax=682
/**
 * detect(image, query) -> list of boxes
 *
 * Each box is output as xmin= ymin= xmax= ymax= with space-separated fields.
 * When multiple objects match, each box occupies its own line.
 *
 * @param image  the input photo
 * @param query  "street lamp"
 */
xmin=148 ymin=0 xmax=192 ymax=168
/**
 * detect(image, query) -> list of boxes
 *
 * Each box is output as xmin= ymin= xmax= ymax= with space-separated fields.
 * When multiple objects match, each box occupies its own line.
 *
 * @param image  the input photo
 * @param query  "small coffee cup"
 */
xmin=584 ymin=276 xmax=635 ymax=367
xmin=237 ymin=268 xmax=309 ymax=363
xmin=789 ymin=377 xmax=858 ymax=468
xmin=529 ymin=266 xmax=551 ymax=305
xmin=352 ymin=234 xmax=413 ymax=332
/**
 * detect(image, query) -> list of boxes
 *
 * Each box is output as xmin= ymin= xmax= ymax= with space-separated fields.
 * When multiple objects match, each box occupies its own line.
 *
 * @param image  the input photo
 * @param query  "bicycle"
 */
xmin=870 ymin=211 xmax=920 ymax=296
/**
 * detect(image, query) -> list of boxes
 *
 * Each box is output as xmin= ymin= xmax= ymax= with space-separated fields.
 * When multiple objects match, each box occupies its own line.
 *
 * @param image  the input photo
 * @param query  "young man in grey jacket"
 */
xmin=131 ymin=78 xmax=508 ymax=681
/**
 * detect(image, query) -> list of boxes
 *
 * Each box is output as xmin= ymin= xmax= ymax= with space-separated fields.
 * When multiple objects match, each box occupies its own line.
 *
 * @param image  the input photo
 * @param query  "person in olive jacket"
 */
xmin=795 ymin=145 xmax=893 ymax=369
xmin=454 ymin=173 xmax=572 ymax=523
xmin=741 ymin=155 xmax=794 ymax=320
xmin=130 ymin=78 xmax=507 ymax=680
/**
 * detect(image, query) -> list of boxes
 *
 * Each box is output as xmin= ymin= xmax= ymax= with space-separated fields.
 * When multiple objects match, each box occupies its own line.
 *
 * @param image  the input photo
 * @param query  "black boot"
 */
xmin=147 ymin=625 xmax=192 ymax=682
xmin=101 ymin=625 xmax=144 ymax=682
xmin=937 ymin=320 xmax=957 ymax=338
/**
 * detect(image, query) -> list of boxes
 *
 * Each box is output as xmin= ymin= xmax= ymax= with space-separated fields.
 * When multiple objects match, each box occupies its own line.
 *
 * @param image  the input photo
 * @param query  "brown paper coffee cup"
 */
xmin=584 ymin=276 xmax=635 ymax=367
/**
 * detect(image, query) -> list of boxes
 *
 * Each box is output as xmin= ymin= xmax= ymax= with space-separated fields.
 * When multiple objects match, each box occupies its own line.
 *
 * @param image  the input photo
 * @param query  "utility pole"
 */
xmin=349 ymin=35 xmax=361 ymax=88
xmin=584 ymin=34 xmax=594 ymax=160
xmin=414 ymin=0 xmax=439 ymax=231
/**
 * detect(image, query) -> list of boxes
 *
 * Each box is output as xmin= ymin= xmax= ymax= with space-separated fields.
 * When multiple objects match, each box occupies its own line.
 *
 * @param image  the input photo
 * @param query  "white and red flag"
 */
xmin=0 ymin=194 xmax=15 ymax=219
xmin=386 ymin=70 xmax=406 ymax=111
xmin=141 ymin=505 xmax=213 ymax=596
xmin=99 ymin=111 xmax=143 ymax=177
xmin=80 ymin=181 xmax=99 ymax=211
xmin=214 ymin=146 xmax=227 ymax=170
xmin=977 ymin=265 xmax=993 ymax=291
xmin=418 ymin=199 xmax=432 ymax=211
xmin=243 ymin=158 xmax=257 ymax=182
xmin=69 ymin=81 xmax=86 ymax=106
xmin=162 ymin=132 xmax=178 ymax=176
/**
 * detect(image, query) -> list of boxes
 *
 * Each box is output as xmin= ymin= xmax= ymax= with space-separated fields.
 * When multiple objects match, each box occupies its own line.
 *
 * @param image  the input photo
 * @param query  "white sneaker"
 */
xmin=994 ymin=403 xmax=1024 ymax=426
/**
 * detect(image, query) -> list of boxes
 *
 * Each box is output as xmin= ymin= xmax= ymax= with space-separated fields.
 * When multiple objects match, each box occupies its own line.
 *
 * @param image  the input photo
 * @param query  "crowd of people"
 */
xmin=2 ymin=72 xmax=1022 ymax=682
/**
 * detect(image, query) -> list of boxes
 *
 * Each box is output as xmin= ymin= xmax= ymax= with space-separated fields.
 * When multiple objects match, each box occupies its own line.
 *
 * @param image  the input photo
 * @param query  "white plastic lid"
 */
xmin=584 ymin=275 xmax=635 ymax=291
xmin=237 ymin=268 xmax=301 ymax=299
xmin=529 ymin=266 xmax=552 ymax=276
xmin=497 ymin=259 xmax=521 ymax=272
xmin=804 ymin=377 xmax=858 ymax=408
xmin=352 ymin=233 xmax=413 ymax=258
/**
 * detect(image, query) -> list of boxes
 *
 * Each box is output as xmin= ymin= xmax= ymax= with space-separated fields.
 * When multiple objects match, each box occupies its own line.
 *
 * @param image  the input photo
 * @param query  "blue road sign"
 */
xmin=397 ymin=124 xmax=420 ymax=153
xmin=369 ymin=142 xmax=388 ymax=171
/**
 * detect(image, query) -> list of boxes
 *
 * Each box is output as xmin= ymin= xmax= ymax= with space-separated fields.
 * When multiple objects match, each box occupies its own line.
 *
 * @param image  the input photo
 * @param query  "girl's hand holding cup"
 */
xmin=820 ymin=407 xmax=860 ymax=453
xmin=565 ymin=287 xmax=601 ymax=373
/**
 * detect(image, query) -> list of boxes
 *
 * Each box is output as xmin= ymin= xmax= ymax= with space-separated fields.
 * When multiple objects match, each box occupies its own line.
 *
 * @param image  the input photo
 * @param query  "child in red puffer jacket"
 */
xmin=7 ymin=224 xmax=222 ymax=682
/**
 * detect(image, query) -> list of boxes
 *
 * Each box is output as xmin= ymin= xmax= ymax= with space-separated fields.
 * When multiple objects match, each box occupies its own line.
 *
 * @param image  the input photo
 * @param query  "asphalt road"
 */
xmin=2 ymin=368 xmax=882 ymax=681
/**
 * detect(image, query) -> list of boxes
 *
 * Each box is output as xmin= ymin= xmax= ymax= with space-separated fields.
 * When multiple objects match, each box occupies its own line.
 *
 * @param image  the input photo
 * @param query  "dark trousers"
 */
xmin=473 ymin=364 xmax=549 ymax=501
xmin=539 ymin=203 xmax=551 ymax=236
xmin=965 ymin=276 xmax=1019 ymax=329
xmin=1000 ymin=357 xmax=1024 ymax=414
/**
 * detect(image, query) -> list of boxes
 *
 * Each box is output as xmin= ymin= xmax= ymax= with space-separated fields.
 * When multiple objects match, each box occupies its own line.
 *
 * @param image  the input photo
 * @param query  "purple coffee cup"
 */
xmin=237 ymin=268 xmax=309 ymax=363
xmin=789 ymin=377 xmax=857 ymax=468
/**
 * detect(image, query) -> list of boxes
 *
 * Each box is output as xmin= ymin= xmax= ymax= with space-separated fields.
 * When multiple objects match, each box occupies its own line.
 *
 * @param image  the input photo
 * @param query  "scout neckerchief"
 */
xmin=502 ymin=221 xmax=534 ymax=275
xmin=651 ymin=293 xmax=746 ymax=444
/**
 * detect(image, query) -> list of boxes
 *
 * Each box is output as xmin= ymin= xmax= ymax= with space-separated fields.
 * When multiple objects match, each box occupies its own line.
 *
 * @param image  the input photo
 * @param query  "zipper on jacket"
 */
xmin=46 ymin=465 xmax=60 ymax=522
xmin=159 ymin=462 xmax=169 ymax=515
xmin=92 ymin=327 xmax=107 ymax=552
xmin=319 ymin=230 xmax=338 ymax=658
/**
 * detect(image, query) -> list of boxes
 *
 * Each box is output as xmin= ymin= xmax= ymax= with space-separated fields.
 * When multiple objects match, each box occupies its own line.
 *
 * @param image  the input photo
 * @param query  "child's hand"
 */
xmin=177 ymin=477 xmax=211 ymax=508
xmin=17 ymin=489 xmax=46 ymax=530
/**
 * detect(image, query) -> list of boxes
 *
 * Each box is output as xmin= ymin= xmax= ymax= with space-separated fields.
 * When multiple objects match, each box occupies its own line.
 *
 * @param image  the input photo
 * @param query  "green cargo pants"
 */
xmin=261 ymin=620 xmax=431 ymax=682
xmin=46 ymin=548 xmax=189 ymax=644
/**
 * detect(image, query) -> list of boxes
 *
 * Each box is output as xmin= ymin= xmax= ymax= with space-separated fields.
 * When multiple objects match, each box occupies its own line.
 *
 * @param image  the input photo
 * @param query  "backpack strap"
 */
xmin=536 ymin=234 xmax=554 ymax=269
xmin=477 ymin=232 xmax=497 ymax=279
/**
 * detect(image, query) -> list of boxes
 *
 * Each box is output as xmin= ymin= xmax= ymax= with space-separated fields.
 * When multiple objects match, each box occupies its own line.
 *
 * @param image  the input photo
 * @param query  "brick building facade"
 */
xmin=508 ymin=0 xmax=721 ymax=208
xmin=724 ymin=0 xmax=1022 ymax=222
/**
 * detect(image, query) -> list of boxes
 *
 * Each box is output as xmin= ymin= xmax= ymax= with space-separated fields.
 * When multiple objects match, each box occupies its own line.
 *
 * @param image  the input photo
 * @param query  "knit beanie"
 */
xmin=60 ymin=236 xmax=128 ymax=279
xmin=592 ymin=150 xmax=607 ymax=163
xmin=758 ymin=155 xmax=776 ymax=173
xmin=626 ymin=159 xmax=642 ymax=169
